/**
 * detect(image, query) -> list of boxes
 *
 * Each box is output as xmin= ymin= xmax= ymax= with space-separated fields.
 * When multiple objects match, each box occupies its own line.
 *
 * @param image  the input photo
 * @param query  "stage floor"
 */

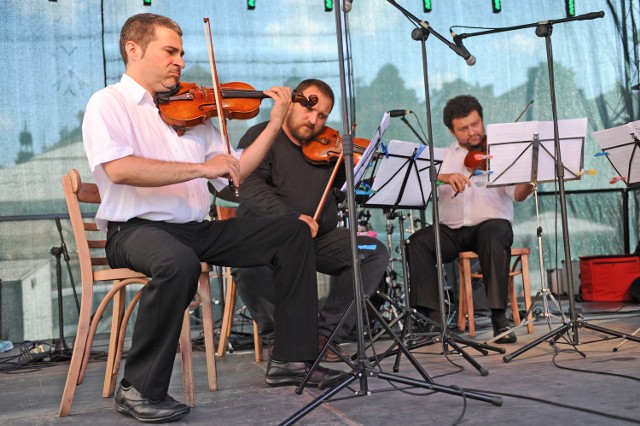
xmin=2 ymin=302 xmax=640 ymax=425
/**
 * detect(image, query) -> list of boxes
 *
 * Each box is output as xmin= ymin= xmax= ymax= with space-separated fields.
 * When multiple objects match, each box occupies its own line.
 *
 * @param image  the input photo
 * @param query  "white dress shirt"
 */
xmin=437 ymin=141 xmax=516 ymax=229
xmin=83 ymin=74 xmax=240 ymax=231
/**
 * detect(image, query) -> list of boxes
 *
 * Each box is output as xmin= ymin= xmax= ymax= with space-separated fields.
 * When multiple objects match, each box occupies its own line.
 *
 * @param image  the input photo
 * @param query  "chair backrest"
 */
xmin=62 ymin=169 xmax=110 ymax=288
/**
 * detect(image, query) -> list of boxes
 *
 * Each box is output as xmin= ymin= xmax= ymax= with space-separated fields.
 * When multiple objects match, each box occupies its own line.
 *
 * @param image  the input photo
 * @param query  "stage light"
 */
xmin=143 ymin=0 xmax=151 ymax=5
xmin=492 ymin=0 xmax=501 ymax=13
xmin=423 ymin=0 xmax=432 ymax=13
xmin=325 ymin=0 xmax=333 ymax=12
xmin=565 ymin=0 xmax=576 ymax=17
xmin=247 ymin=0 xmax=255 ymax=10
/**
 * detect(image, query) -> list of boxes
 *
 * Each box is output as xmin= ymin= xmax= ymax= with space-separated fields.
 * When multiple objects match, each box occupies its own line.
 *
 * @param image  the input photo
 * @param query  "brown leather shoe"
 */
xmin=319 ymin=334 xmax=349 ymax=362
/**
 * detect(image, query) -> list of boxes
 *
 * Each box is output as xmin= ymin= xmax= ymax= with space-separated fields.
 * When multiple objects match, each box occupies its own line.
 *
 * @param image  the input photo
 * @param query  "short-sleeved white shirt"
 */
xmin=82 ymin=74 xmax=240 ymax=231
xmin=437 ymin=141 xmax=516 ymax=228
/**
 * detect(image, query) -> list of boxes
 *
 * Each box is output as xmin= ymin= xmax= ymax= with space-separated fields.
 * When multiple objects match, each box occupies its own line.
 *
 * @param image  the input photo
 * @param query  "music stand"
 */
xmin=593 ymin=121 xmax=640 ymax=352
xmin=481 ymin=119 xmax=587 ymax=344
xmin=486 ymin=118 xmax=587 ymax=187
xmin=343 ymin=112 xmax=391 ymax=194
xmin=363 ymin=139 xmax=507 ymax=374
xmin=280 ymin=4 xmax=501 ymax=424
xmin=593 ymin=120 xmax=640 ymax=187
xmin=366 ymin=139 xmax=442 ymax=208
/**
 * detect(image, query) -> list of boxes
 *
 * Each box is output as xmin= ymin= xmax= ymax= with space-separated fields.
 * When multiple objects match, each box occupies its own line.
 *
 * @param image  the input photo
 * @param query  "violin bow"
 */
xmin=313 ymin=150 xmax=344 ymax=221
xmin=204 ymin=18 xmax=238 ymax=196
xmin=312 ymin=122 xmax=360 ymax=221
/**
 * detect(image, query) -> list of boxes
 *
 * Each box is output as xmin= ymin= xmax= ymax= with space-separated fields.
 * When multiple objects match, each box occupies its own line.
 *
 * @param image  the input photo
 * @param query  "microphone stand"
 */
xmin=455 ymin=11 xmax=640 ymax=361
xmin=280 ymin=2 xmax=501 ymax=424
xmin=50 ymin=217 xmax=80 ymax=360
xmin=385 ymin=0 xmax=504 ymax=375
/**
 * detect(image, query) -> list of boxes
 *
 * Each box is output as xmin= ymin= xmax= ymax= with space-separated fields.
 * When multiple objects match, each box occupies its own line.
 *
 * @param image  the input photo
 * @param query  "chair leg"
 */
xmin=112 ymin=290 xmax=144 ymax=395
xmin=198 ymin=269 xmax=218 ymax=391
xmin=59 ymin=291 xmax=94 ymax=416
xmin=217 ymin=275 xmax=237 ymax=357
xmin=102 ymin=288 xmax=126 ymax=398
xmin=521 ymin=254 xmax=534 ymax=334
xmin=457 ymin=260 xmax=467 ymax=333
xmin=509 ymin=275 xmax=521 ymax=326
xmin=180 ymin=309 xmax=195 ymax=407
xmin=462 ymin=258 xmax=476 ymax=337
xmin=253 ymin=321 xmax=264 ymax=363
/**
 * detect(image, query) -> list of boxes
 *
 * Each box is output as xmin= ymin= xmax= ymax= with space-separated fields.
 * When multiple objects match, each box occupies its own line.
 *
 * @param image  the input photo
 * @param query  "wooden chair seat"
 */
xmin=457 ymin=248 xmax=534 ymax=337
xmin=58 ymin=169 xmax=217 ymax=417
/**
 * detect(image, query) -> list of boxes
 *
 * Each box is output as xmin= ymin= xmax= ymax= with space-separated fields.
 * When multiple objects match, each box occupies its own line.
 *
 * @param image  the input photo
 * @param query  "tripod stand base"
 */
xmin=49 ymin=339 xmax=72 ymax=362
xmin=281 ymin=365 xmax=502 ymax=425
xmin=504 ymin=318 xmax=640 ymax=363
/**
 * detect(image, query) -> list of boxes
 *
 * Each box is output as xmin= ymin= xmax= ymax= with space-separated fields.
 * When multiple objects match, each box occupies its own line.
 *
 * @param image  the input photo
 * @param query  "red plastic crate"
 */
xmin=580 ymin=255 xmax=640 ymax=302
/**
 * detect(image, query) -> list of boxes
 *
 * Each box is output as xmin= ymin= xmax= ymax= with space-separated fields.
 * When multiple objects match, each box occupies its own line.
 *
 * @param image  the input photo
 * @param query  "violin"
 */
xmin=463 ymin=100 xmax=535 ymax=173
xmin=302 ymin=126 xmax=370 ymax=166
xmin=306 ymin=127 xmax=372 ymax=221
xmin=156 ymin=81 xmax=318 ymax=130
xmin=463 ymin=135 xmax=488 ymax=172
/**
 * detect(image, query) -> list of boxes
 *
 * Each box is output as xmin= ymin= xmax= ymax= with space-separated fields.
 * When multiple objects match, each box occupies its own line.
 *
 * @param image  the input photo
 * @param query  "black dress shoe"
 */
xmin=265 ymin=358 xmax=347 ymax=388
xmin=492 ymin=315 xmax=517 ymax=344
xmin=115 ymin=380 xmax=190 ymax=423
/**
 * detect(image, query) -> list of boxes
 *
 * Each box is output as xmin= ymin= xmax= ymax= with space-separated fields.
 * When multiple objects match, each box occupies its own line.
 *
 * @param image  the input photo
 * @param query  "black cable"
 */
xmin=465 ymin=386 xmax=640 ymax=425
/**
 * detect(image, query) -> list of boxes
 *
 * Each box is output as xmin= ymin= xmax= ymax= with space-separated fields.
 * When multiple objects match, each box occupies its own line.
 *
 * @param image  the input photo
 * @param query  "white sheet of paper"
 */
xmin=593 ymin=120 xmax=640 ymax=185
xmin=486 ymin=118 xmax=587 ymax=186
xmin=341 ymin=111 xmax=391 ymax=192
xmin=365 ymin=139 xmax=444 ymax=208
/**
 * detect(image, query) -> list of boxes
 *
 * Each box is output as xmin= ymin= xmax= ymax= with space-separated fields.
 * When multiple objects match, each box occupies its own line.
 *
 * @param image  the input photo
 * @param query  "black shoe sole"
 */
xmin=265 ymin=376 xmax=320 ymax=387
xmin=494 ymin=336 xmax=517 ymax=344
xmin=115 ymin=402 xmax=190 ymax=423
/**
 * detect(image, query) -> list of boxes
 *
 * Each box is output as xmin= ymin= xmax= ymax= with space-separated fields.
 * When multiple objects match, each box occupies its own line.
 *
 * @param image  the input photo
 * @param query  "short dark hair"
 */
xmin=442 ymin=95 xmax=483 ymax=130
xmin=120 ymin=13 xmax=182 ymax=65
xmin=294 ymin=79 xmax=335 ymax=112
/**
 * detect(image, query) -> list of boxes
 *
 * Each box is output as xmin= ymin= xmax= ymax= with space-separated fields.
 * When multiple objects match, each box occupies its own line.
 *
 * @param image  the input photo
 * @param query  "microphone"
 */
xmin=343 ymin=0 xmax=353 ymax=13
xmin=388 ymin=109 xmax=411 ymax=117
xmin=450 ymin=31 xmax=476 ymax=66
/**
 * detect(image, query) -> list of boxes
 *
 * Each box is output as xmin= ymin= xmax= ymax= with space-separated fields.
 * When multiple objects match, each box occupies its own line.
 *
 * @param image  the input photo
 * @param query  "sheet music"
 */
xmin=593 ymin=120 xmax=640 ymax=186
xmin=365 ymin=139 xmax=444 ymax=208
xmin=486 ymin=118 xmax=587 ymax=186
xmin=341 ymin=111 xmax=391 ymax=192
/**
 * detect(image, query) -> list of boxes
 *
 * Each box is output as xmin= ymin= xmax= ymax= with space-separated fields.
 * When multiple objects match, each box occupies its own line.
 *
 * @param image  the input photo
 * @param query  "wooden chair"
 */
xmin=457 ymin=248 xmax=534 ymax=337
xmin=214 ymin=205 xmax=263 ymax=362
xmin=59 ymin=169 xmax=217 ymax=417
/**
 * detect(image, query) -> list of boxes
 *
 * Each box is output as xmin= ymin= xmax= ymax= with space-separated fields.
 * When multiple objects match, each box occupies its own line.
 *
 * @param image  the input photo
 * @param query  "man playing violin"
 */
xmin=406 ymin=95 xmax=532 ymax=344
xmin=82 ymin=14 xmax=344 ymax=423
xmin=232 ymin=79 xmax=389 ymax=361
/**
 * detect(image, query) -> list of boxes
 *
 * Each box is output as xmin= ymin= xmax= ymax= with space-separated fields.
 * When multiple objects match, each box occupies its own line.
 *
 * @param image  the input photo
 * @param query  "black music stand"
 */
xmin=453 ymin=10 xmax=640 ymax=362
xmin=364 ymin=139 xmax=443 ymax=357
xmin=482 ymin=119 xmax=587 ymax=344
xmin=280 ymin=3 xmax=501 ymax=424
xmin=593 ymin=120 xmax=640 ymax=188
xmin=593 ymin=121 xmax=640 ymax=352
xmin=365 ymin=140 xmax=505 ymax=371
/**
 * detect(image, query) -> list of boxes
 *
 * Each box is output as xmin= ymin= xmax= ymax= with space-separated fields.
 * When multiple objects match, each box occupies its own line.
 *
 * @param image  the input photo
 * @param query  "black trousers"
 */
xmin=406 ymin=219 xmax=513 ymax=314
xmin=106 ymin=216 xmax=318 ymax=400
xmin=233 ymin=227 xmax=389 ymax=342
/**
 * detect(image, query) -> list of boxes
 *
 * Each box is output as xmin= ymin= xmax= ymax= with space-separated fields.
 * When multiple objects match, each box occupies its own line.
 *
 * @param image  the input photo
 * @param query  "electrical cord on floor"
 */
xmin=464 ymin=385 xmax=640 ymax=425
xmin=551 ymin=349 xmax=640 ymax=382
